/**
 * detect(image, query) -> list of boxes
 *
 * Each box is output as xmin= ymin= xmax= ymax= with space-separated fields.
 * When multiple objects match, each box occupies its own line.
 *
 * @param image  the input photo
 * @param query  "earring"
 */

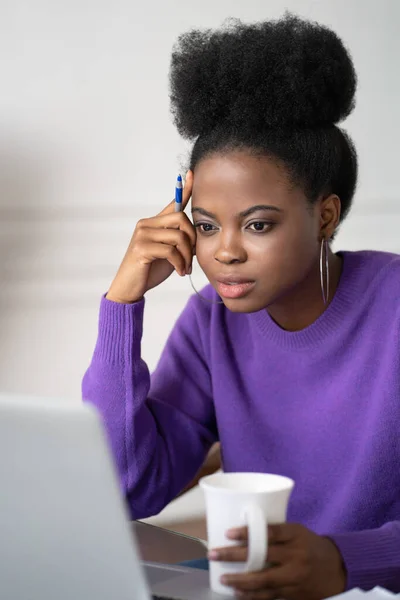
xmin=188 ymin=272 xmax=225 ymax=305
xmin=320 ymin=238 xmax=330 ymax=306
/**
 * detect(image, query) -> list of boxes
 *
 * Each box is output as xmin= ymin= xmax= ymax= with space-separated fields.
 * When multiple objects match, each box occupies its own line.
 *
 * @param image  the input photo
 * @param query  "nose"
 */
xmin=214 ymin=233 xmax=247 ymax=265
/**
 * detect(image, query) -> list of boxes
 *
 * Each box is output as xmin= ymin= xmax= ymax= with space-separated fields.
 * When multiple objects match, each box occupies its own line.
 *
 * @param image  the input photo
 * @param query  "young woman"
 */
xmin=83 ymin=14 xmax=400 ymax=599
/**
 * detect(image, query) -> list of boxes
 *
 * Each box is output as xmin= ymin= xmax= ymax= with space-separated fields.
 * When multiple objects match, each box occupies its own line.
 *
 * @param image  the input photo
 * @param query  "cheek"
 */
xmin=194 ymin=238 xmax=214 ymax=272
xmin=248 ymin=221 xmax=318 ymax=280
xmin=272 ymin=228 xmax=316 ymax=263
xmin=281 ymin=216 xmax=319 ymax=265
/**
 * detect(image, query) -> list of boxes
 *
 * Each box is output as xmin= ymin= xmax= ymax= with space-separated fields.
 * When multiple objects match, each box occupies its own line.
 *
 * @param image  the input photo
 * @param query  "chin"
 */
xmin=220 ymin=296 xmax=268 ymax=314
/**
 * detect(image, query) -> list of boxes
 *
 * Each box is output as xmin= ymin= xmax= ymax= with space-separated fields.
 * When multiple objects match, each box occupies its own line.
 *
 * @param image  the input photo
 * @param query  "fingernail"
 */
xmin=220 ymin=575 xmax=228 ymax=584
xmin=208 ymin=550 xmax=220 ymax=561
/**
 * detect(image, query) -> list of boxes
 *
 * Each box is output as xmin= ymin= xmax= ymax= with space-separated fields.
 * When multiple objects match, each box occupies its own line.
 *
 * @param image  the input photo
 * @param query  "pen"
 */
xmin=175 ymin=174 xmax=183 ymax=212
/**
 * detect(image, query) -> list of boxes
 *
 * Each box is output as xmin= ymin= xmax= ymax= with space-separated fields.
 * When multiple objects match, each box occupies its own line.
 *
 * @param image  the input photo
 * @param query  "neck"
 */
xmin=266 ymin=250 xmax=343 ymax=332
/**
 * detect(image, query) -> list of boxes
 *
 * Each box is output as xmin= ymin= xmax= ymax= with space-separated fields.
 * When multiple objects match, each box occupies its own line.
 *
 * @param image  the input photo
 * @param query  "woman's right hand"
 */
xmin=106 ymin=171 xmax=195 ymax=304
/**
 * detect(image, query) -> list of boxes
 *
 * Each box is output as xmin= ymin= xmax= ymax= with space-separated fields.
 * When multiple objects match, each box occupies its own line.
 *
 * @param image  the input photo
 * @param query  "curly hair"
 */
xmin=169 ymin=14 xmax=358 ymax=222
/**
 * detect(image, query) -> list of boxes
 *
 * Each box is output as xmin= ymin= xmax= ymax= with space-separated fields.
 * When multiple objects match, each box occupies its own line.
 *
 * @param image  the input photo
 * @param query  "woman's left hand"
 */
xmin=208 ymin=523 xmax=346 ymax=600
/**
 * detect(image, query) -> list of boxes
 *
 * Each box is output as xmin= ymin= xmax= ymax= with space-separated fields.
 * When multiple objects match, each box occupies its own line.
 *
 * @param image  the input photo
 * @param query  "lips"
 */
xmin=215 ymin=277 xmax=256 ymax=300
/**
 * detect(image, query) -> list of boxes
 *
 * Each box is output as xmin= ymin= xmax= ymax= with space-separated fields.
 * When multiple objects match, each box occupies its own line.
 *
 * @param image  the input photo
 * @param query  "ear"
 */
xmin=319 ymin=194 xmax=341 ymax=240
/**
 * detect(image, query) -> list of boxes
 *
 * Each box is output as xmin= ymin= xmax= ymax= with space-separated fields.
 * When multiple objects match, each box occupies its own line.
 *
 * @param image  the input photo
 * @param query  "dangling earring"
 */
xmin=188 ymin=258 xmax=225 ymax=306
xmin=320 ymin=238 xmax=330 ymax=306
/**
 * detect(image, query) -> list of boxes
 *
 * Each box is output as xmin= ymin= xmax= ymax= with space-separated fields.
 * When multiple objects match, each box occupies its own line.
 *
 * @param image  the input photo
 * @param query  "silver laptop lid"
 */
xmin=0 ymin=394 xmax=149 ymax=600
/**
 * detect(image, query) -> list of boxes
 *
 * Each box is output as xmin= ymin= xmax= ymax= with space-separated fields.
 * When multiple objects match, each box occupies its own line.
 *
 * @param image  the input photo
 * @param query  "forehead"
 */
xmin=191 ymin=152 xmax=302 ymax=211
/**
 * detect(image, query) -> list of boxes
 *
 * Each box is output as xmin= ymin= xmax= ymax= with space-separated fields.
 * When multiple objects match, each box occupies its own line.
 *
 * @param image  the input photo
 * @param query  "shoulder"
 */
xmin=341 ymin=250 xmax=400 ymax=313
xmin=342 ymin=249 xmax=400 ymax=282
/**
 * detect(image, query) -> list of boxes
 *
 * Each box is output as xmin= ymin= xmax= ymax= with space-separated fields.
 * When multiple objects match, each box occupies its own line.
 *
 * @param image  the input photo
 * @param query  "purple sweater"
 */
xmin=83 ymin=250 xmax=400 ymax=591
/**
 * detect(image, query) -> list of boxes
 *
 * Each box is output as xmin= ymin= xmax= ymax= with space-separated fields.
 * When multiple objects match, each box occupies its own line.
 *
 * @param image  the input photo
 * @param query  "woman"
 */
xmin=83 ymin=14 xmax=400 ymax=598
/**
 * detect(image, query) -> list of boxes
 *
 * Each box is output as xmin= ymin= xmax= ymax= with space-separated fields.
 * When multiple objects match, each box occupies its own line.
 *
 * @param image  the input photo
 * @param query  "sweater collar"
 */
xmin=250 ymin=251 xmax=364 ymax=350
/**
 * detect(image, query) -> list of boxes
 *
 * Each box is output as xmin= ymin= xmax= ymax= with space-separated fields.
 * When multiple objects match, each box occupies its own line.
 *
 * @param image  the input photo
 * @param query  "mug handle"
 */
xmin=242 ymin=504 xmax=268 ymax=572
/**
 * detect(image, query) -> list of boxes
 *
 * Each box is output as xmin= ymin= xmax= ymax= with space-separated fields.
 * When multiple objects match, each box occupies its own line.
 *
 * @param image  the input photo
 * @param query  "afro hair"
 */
xmin=169 ymin=14 xmax=357 ymax=138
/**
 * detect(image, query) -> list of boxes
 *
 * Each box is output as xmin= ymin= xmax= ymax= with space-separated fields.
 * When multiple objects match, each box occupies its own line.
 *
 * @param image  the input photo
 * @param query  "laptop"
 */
xmin=0 ymin=393 xmax=230 ymax=600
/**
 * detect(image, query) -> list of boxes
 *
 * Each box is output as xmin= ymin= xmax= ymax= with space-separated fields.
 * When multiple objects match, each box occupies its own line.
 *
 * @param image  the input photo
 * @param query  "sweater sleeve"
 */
xmin=82 ymin=295 xmax=217 ymax=519
xmin=329 ymin=521 xmax=400 ymax=592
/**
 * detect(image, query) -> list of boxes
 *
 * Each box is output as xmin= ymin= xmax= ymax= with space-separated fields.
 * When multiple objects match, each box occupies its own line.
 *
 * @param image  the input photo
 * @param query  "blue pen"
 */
xmin=175 ymin=174 xmax=183 ymax=211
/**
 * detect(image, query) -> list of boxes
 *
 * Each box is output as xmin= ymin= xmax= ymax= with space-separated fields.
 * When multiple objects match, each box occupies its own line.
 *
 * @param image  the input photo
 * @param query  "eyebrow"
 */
xmin=191 ymin=204 xmax=283 ymax=219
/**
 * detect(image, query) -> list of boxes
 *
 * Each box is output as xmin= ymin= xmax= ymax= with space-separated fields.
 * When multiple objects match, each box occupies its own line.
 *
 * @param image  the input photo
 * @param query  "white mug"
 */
xmin=199 ymin=472 xmax=294 ymax=595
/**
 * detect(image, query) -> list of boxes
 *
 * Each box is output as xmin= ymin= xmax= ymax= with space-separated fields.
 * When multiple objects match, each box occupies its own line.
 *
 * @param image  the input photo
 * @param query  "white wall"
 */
xmin=0 ymin=0 xmax=399 ymax=524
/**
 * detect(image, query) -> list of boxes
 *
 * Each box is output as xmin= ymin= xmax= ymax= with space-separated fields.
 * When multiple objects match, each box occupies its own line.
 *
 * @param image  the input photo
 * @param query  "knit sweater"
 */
xmin=82 ymin=250 xmax=400 ymax=591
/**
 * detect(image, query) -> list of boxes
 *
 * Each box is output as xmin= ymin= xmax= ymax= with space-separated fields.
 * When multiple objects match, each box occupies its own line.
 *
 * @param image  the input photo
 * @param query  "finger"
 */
xmin=265 ymin=543 xmax=290 ymax=566
xmin=235 ymin=587 xmax=296 ymax=600
xmin=235 ymin=590 xmax=276 ymax=600
xmin=268 ymin=524 xmax=299 ymax=545
xmin=213 ymin=539 xmax=290 ymax=567
xmin=227 ymin=524 xmax=298 ymax=545
xmin=235 ymin=591 xmax=276 ymax=600
xmin=221 ymin=568 xmax=280 ymax=591
xmin=139 ymin=242 xmax=186 ymax=276
xmin=222 ymin=563 xmax=297 ymax=592
xmin=159 ymin=170 xmax=193 ymax=215
xmin=226 ymin=525 xmax=299 ymax=560
xmin=143 ymin=212 xmax=196 ymax=250
xmin=226 ymin=526 xmax=248 ymax=542
xmin=141 ymin=228 xmax=193 ymax=273
xmin=208 ymin=544 xmax=248 ymax=563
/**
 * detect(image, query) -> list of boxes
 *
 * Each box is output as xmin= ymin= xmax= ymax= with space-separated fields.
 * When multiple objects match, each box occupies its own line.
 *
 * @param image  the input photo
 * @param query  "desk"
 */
xmin=133 ymin=521 xmax=208 ymax=564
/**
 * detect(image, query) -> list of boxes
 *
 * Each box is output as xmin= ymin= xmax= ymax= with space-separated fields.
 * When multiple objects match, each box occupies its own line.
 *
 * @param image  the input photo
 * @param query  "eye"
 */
xmin=247 ymin=221 xmax=273 ymax=233
xmin=195 ymin=222 xmax=217 ymax=234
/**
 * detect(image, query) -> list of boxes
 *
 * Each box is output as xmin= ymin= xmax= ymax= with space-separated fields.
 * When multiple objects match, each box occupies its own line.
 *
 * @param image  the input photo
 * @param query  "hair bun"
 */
xmin=169 ymin=14 xmax=357 ymax=139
